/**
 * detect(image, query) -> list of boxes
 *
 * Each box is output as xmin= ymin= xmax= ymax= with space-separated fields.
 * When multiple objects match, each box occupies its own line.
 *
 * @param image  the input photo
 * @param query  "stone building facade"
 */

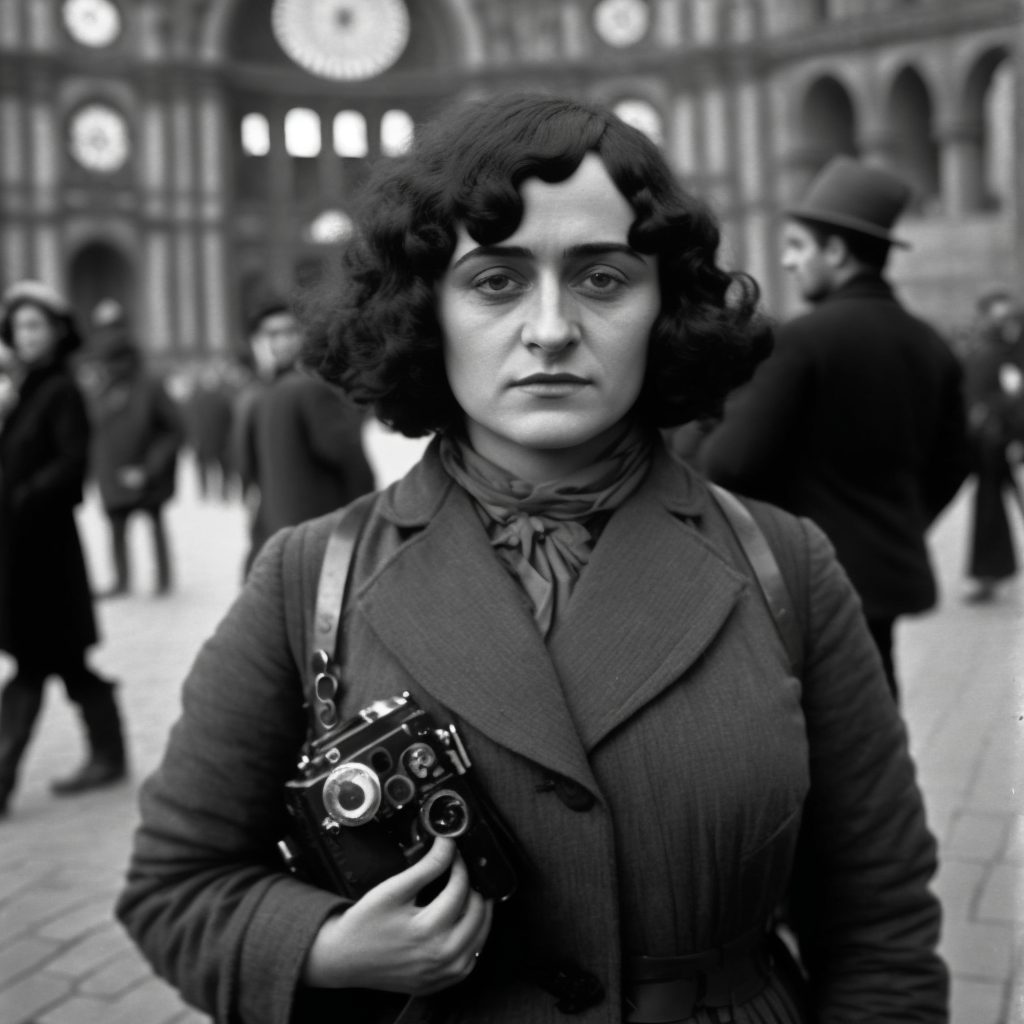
xmin=0 ymin=0 xmax=1019 ymax=355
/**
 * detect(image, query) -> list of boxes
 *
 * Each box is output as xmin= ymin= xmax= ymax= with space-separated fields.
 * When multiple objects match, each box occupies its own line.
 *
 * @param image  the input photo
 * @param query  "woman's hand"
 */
xmin=301 ymin=837 xmax=493 ymax=995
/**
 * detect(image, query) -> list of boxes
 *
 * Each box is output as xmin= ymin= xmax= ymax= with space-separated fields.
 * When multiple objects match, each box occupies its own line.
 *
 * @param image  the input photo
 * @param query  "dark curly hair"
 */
xmin=300 ymin=93 xmax=771 ymax=436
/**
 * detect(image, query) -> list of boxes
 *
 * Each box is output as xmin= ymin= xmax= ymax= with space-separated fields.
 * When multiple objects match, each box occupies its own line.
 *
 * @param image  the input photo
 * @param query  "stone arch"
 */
xmin=67 ymin=240 xmax=135 ymax=336
xmin=886 ymin=65 xmax=940 ymax=213
xmin=960 ymin=46 xmax=1014 ymax=211
xmin=800 ymin=75 xmax=859 ymax=171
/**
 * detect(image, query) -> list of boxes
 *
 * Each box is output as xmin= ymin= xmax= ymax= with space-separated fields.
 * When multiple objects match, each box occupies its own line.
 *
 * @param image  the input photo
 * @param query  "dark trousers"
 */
xmin=0 ymin=654 xmax=126 ymax=805
xmin=108 ymin=504 xmax=171 ymax=592
xmin=865 ymin=616 xmax=899 ymax=703
xmin=968 ymin=439 xmax=1019 ymax=582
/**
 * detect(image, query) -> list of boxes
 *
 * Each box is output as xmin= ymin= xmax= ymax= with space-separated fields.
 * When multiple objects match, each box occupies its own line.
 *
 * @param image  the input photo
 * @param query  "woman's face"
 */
xmin=437 ymin=152 xmax=660 ymax=480
xmin=11 ymin=303 xmax=61 ymax=366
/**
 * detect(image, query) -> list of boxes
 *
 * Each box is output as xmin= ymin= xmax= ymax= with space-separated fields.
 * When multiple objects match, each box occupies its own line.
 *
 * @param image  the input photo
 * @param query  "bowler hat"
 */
xmin=787 ymin=156 xmax=912 ymax=248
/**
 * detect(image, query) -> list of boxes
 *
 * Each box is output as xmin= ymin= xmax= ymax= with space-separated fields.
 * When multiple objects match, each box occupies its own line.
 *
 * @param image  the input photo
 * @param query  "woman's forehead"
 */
xmin=451 ymin=153 xmax=634 ymax=260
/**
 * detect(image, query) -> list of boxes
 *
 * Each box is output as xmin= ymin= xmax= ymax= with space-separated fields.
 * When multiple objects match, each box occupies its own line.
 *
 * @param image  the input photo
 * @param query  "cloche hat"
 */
xmin=787 ymin=156 xmax=912 ymax=248
xmin=2 ymin=280 xmax=71 ymax=317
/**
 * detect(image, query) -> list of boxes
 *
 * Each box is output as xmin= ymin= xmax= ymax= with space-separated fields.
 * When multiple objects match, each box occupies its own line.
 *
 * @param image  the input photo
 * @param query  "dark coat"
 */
xmin=184 ymin=382 xmax=234 ymax=462
xmin=117 ymin=440 xmax=945 ymax=1024
xmin=91 ymin=369 xmax=183 ymax=512
xmin=0 ymin=360 xmax=97 ymax=662
xmin=702 ymin=275 xmax=970 ymax=619
xmin=250 ymin=370 xmax=374 ymax=546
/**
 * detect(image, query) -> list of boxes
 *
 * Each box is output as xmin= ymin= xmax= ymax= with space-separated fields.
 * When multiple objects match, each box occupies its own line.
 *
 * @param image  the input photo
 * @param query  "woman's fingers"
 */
xmin=374 ymin=836 xmax=457 ymax=906
xmin=416 ymin=847 xmax=473 ymax=932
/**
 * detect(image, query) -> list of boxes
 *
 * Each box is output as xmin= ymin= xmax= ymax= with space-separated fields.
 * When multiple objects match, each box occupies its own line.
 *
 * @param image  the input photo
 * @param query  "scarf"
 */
xmin=439 ymin=425 xmax=653 ymax=638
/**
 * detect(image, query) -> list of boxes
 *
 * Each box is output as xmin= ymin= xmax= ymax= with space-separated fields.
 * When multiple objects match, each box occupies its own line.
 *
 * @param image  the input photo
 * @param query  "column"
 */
xmin=936 ymin=117 xmax=985 ymax=217
xmin=197 ymin=82 xmax=231 ymax=352
xmin=267 ymin=102 xmax=293 ymax=296
xmin=171 ymin=82 xmax=200 ymax=351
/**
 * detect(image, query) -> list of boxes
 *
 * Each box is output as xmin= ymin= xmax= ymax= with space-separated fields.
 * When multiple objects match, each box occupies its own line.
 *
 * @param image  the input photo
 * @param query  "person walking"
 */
xmin=0 ymin=281 xmax=127 ymax=813
xmin=963 ymin=298 xmax=1024 ymax=601
xmin=702 ymin=156 xmax=971 ymax=699
xmin=90 ymin=327 xmax=183 ymax=597
xmin=243 ymin=301 xmax=374 ymax=569
xmin=183 ymin=361 xmax=235 ymax=500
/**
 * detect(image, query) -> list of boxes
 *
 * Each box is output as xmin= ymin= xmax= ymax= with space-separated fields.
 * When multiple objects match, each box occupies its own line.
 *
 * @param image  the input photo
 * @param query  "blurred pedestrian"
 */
xmin=183 ymin=361 xmax=235 ymax=500
xmin=90 ymin=327 xmax=184 ymax=597
xmin=963 ymin=294 xmax=1024 ymax=601
xmin=702 ymin=156 xmax=971 ymax=699
xmin=0 ymin=281 xmax=127 ymax=813
xmin=242 ymin=300 xmax=374 ymax=571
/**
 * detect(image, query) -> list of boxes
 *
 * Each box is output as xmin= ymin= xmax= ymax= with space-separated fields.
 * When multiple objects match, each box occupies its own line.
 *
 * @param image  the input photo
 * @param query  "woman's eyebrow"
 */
xmin=451 ymin=241 xmax=646 ymax=270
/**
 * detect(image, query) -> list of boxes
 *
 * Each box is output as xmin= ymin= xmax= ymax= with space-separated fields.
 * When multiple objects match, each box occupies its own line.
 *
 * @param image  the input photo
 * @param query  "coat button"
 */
xmin=553 ymin=776 xmax=595 ymax=812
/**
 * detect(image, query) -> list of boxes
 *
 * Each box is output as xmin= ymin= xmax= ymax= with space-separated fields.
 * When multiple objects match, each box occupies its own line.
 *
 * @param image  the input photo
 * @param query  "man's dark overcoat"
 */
xmin=117 ymin=440 xmax=946 ymax=1024
xmin=91 ymin=369 xmax=183 ymax=512
xmin=0 ymin=360 xmax=97 ymax=662
xmin=702 ymin=274 xmax=970 ymax=619
xmin=250 ymin=370 xmax=374 ymax=547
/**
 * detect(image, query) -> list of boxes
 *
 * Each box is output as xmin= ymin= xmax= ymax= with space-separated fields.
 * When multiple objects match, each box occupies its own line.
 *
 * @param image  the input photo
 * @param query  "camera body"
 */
xmin=283 ymin=694 xmax=517 ymax=902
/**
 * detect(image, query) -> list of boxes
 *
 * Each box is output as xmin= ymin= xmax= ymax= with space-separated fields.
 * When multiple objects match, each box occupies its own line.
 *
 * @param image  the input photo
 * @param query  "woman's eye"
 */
xmin=581 ymin=271 xmax=623 ymax=293
xmin=475 ymin=274 xmax=516 ymax=293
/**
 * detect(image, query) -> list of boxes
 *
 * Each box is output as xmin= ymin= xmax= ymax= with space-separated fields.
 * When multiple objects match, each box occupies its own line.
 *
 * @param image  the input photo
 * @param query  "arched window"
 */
xmin=380 ymin=109 xmax=414 ymax=157
xmin=284 ymin=108 xmax=321 ymax=158
xmin=963 ymin=48 xmax=1015 ymax=212
xmin=801 ymin=76 xmax=858 ymax=171
xmin=241 ymin=113 xmax=270 ymax=156
xmin=613 ymin=99 xmax=664 ymax=146
xmin=887 ymin=67 xmax=940 ymax=214
xmin=333 ymin=110 xmax=368 ymax=158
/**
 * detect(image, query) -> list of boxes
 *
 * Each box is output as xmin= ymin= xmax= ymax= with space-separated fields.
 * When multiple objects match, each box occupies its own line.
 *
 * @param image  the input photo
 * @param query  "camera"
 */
xmin=282 ymin=693 xmax=518 ymax=902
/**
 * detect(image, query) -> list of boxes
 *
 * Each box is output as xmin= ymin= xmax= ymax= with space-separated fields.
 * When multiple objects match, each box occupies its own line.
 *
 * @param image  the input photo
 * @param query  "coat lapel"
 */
xmin=546 ymin=448 xmax=747 ymax=751
xmin=356 ymin=466 xmax=598 ymax=794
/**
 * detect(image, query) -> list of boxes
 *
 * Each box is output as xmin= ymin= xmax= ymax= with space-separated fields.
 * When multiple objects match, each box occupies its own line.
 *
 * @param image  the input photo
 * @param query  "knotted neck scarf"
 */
xmin=439 ymin=424 xmax=653 ymax=639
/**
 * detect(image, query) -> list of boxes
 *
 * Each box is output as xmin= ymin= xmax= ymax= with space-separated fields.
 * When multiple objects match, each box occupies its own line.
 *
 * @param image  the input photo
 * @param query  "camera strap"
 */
xmin=306 ymin=492 xmax=376 ymax=736
xmin=708 ymin=483 xmax=804 ymax=678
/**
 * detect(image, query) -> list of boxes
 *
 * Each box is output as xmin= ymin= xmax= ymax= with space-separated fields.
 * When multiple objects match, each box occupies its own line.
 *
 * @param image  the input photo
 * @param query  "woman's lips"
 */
xmin=512 ymin=373 xmax=591 ymax=397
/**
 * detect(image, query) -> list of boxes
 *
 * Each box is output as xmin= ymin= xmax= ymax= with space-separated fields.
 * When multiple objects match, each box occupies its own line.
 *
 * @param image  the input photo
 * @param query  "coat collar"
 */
xmin=820 ymin=272 xmax=894 ymax=305
xmin=357 ymin=437 xmax=743 ymax=794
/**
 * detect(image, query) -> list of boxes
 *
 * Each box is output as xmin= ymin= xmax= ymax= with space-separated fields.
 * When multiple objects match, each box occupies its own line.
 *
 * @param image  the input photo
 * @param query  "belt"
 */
xmin=623 ymin=924 xmax=771 ymax=1023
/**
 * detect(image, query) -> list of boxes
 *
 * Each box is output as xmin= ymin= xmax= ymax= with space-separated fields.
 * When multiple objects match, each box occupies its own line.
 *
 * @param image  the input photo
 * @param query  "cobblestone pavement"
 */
xmin=0 ymin=448 xmax=1020 ymax=1024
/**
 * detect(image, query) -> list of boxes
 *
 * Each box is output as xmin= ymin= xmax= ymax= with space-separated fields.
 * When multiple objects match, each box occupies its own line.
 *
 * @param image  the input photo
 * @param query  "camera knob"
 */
xmin=321 ymin=817 xmax=341 ymax=834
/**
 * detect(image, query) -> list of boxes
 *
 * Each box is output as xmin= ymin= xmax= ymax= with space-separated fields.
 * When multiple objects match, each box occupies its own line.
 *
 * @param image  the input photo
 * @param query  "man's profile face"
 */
xmin=253 ymin=311 xmax=303 ymax=371
xmin=782 ymin=220 xmax=834 ymax=303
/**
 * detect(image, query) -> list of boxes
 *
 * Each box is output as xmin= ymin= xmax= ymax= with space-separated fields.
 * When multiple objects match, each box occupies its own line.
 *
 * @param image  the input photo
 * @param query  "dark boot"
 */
xmin=51 ymin=672 xmax=127 ymax=796
xmin=0 ymin=679 xmax=45 ymax=815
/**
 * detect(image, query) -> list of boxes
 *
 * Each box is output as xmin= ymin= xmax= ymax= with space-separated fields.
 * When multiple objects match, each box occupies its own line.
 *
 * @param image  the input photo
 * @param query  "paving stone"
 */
xmin=102 ymin=975 xmax=196 ymax=1024
xmin=0 ymin=888 xmax=97 ymax=939
xmin=0 ymin=971 xmax=72 ymax=1024
xmin=37 ymin=993 xmax=118 ymax=1024
xmin=933 ymin=858 xmax=987 ymax=920
xmin=43 ymin=925 xmax=135 ymax=978
xmin=79 ymin=948 xmax=153 ymax=996
xmin=940 ymin=921 xmax=1015 ymax=982
xmin=945 ymin=812 xmax=1012 ymax=862
xmin=0 ymin=935 xmax=61 ymax=987
xmin=976 ymin=863 xmax=1024 ymax=926
xmin=949 ymin=976 xmax=1009 ymax=1024
xmin=37 ymin=898 xmax=118 ymax=941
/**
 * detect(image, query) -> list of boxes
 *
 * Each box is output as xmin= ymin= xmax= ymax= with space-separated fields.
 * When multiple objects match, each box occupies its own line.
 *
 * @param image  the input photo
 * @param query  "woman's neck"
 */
xmin=463 ymin=419 xmax=634 ymax=485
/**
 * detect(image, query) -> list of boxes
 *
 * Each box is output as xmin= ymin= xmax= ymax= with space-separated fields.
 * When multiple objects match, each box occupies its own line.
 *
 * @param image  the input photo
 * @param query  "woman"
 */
xmin=118 ymin=96 xmax=946 ymax=1023
xmin=0 ymin=282 xmax=127 ymax=814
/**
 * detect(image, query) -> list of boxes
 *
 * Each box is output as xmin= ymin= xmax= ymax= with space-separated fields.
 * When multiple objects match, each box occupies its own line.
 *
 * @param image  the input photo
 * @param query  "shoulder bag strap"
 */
xmin=708 ymin=483 xmax=803 ymax=676
xmin=305 ymin=492 xmax=376 ymax=737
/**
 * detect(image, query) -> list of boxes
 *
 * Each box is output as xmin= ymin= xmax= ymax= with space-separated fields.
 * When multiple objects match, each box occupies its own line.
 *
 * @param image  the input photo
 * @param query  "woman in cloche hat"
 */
xmin=0 ymin=281 xmax=127 ymax=816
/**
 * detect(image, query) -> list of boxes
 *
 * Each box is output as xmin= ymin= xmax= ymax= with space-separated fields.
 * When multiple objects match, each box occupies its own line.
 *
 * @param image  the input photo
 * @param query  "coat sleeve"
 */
xmin=700 ymin=331 xmax=813 ymax=505
xmin=13 ymin=379 xmax=88 ymax=514
xmin=115 ymin=527 xmax=353 ymax=1024
xmin=300 ymin=381 xmax=375 ymax=495
xmin=788 ymin=518 xmax=948 ymax=1021
xmin=141 ymin=379 xmax=184 ymax=482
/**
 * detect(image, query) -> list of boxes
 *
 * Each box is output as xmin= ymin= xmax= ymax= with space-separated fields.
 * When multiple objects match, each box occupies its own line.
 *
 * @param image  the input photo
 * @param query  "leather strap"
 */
xmin=708 ymin=483 xmax=803 ymax=676
xmin=305 ymin=492 xmax=376 ymax=736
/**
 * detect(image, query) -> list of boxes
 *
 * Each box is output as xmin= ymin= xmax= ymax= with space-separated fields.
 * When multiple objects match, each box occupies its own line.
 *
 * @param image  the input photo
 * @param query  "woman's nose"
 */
xmin=521 ymin=280 xmax=580 ymax=351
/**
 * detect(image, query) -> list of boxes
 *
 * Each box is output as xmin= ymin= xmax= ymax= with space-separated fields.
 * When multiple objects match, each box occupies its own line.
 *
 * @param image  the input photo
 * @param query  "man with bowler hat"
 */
xmin=702 ymin=156 xmax=970 ymax=699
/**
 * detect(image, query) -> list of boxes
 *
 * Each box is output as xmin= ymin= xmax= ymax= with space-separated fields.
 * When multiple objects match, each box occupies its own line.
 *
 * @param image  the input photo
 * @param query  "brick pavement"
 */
xmin=0 ymin=452 xmax=1020 ymax=1024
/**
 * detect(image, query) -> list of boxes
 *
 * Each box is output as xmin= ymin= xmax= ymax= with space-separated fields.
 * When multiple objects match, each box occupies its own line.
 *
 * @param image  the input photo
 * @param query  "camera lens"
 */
xmin=323 ymin=764 xmax=381 ymax=826
xmin=384 ymin=775 xmax=416 ymax=808
xmin=420 ymin=789 xmax=471 ymax=838
xmin=403 ymin=743 xmax=437 ymax=780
